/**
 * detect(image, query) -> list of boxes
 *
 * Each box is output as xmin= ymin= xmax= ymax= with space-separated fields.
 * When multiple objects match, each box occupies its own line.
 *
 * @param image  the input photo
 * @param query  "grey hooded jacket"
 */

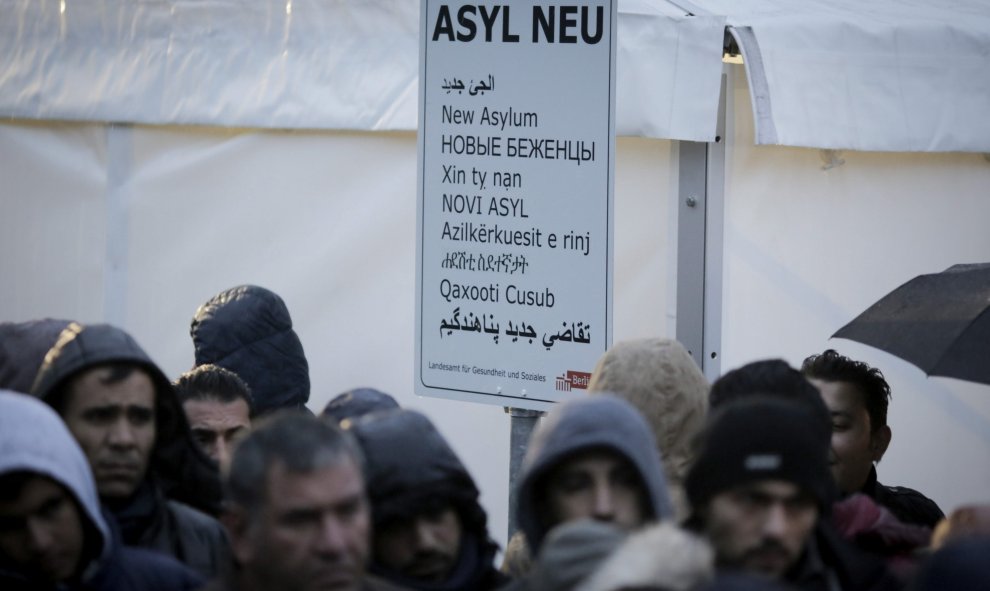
xmin=515 ymin=395 xmax=674 ymax=553
xmin=0 ymin=390 xmax=202 ymax=591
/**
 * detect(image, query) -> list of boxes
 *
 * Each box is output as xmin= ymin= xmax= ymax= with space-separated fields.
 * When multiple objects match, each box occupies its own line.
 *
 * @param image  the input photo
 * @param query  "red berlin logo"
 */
xmin=556 ymin=370 xmax=592 ymax=392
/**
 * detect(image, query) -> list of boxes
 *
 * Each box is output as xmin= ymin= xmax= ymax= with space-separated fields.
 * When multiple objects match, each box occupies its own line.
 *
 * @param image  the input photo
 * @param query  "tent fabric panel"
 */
xmin=0 ymin=0 xmax=724 ymax=142
xmin=2 ymin=0 xmax=988 ymax=151
xmin=617 ymin=3 xmax=725 ymax=140
xmin=701 ymin=0 xmax=990 ymax=151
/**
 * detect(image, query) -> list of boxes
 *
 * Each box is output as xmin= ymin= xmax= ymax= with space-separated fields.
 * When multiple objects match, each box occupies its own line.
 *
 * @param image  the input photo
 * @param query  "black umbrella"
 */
xmin=832 ymin=263 xmax=990 ymax=385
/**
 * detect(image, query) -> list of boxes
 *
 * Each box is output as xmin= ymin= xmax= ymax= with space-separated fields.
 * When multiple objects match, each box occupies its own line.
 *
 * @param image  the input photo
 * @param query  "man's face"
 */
xmin=373 ymin=503 xmax=463 ymax=582
xmin=182 ymin=397 xmax=251 ymax=473
xmin=0 ymin=476 xmax=85 ymax=583
xmin=543 ymin=448 xmax=648 ymax=531
xmin=810 ymin=379 xmax=887 ymax=494
xmin=232 ymin=458 xmax=371 ymax=591
xmin=703 ymin=480 xmax=818 ymax=579
xmin=61 ymin=366 xmax=156 ymax=500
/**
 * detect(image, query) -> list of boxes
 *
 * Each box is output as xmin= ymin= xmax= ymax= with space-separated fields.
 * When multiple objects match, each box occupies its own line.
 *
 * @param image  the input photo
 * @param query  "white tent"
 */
xmin=3 ymin=0 xmax=990 ymax=547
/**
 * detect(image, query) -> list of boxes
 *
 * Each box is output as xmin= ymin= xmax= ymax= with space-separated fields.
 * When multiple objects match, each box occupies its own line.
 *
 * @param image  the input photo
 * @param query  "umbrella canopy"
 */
xmin=833 ymin=263 xmax=990 ymax=385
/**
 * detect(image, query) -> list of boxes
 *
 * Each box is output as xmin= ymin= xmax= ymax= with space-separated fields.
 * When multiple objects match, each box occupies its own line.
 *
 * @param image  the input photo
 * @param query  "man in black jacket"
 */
xmin=345 ymin=409 xmax=506 ymax=591
xmin=31 ymin=323 xmax=229 ymax=579
xmin=802 ymin=349 xmax=943 ymax=528
xmin=686 ymin=397 xmax=900 ymax=591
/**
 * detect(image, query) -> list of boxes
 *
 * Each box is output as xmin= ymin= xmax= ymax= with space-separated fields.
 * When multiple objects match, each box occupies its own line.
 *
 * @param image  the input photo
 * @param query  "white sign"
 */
xmin=416 ymin=0 xmax=616 ymax=410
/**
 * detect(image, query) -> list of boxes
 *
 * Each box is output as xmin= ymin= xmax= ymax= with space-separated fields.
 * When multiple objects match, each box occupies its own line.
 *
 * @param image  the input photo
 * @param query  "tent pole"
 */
xmin=675 ymin=70 xmax=727 ymax=381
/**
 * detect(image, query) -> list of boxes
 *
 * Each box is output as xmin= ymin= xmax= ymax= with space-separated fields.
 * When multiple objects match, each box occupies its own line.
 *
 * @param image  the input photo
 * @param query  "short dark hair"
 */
xmin=801 ymin=349 xmax=891 ymax=432
xmin=47 ymin=362 xmax=139 ymax=414
xmin=225 ymin=412 xmax=364 ymax=513
xmin=175 ymin=364 xmax=254 ymax=416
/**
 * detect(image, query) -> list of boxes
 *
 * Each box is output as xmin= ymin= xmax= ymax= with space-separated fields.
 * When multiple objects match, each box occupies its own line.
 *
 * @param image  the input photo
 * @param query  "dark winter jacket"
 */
xmin=29 ymin=323 xmax=229 ymax=576
xmin=516 ymin=396 xmax=674 ymax=553
xmin=111 ymin=479 xmax=231 ymax=579
xmin=861 ymin=466 xmax=944 ymax=529
xmin=347 ymin=409 xmax=506 ymax=591
xmin=911 ymin=535 xmax=990 ymax=591
xmin=190 ymin=285 xmax=310 ymax=416
xmin=784 ymin=522 xmax=903 ymax=591
xmin=0 ymin=390 xmax=203 ymax=591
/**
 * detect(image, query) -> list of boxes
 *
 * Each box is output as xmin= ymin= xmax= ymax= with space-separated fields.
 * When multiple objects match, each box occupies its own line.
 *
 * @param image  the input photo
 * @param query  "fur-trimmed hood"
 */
xmin=588 ymin=338 xmax=708 ymax=520
xmin=574 ymin=522 xmax=714 ymax=591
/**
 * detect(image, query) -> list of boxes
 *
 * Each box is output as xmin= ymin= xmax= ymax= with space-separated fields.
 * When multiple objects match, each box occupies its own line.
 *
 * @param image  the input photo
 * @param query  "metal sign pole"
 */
xmin=505 ymin=406 xmax=543 ymax=539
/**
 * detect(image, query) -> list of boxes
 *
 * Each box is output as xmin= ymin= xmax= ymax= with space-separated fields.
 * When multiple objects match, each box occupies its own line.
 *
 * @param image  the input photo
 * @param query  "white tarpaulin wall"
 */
xmin=2 ymin=0 xmax=990 ymax=549
xmin=0 ymin=124 xmax=674 ymax=547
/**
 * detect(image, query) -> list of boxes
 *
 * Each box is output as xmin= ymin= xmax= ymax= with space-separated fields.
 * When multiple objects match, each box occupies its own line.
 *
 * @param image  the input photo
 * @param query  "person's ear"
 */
xmin=871 ymin=425 xmax=891 ymax=462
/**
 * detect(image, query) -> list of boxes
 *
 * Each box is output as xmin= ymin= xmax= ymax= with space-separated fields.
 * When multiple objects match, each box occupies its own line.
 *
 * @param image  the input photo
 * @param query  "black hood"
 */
xmin=190 ymin=284 xmax=310 ymax=416
xmin=346 ymin=409 xmax=502 ymax=591
xmin=322 ymin=387 xmax=400 ymax=424
xmin=0 ymin=318 xmax=72 ymax=393
xmin=31 ymin=323 xmax=222 ymax=516
xmin=346 ymin=409 xmax=488 ymax=535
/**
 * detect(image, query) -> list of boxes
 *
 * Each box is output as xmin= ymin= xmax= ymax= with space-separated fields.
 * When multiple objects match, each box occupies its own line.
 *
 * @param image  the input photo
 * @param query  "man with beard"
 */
xmin=216 ymin=412 xmax=405 ymax=591
xmin=685 ymin=397 xmax=899 ymax=591
xmin=31 ymin=323 xmax=229 ymax=578
xmin=344 ymin=409 xmax=506 ymax=591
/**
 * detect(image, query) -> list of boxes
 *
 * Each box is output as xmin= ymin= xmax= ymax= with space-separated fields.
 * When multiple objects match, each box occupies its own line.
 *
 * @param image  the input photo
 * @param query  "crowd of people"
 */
xmin=1 ymin=284 xmax=988 ymax=591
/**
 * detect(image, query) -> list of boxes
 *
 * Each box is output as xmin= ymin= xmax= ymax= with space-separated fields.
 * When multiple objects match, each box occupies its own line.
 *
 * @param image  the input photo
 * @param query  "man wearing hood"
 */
xmin=322 ymin=387 xmax=400 ymax=425
xmin=190 ymin=285 xmax=311 ymax=416
xmin=31 ymin=323 xmax=229 ymax=579
xmin=515 ymin=396 xmax=674 ymax=557
xmin=0 ymin=390 xmax=202 ymax=591
xmin=345 ymin=409 xmax=506 ymax=591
